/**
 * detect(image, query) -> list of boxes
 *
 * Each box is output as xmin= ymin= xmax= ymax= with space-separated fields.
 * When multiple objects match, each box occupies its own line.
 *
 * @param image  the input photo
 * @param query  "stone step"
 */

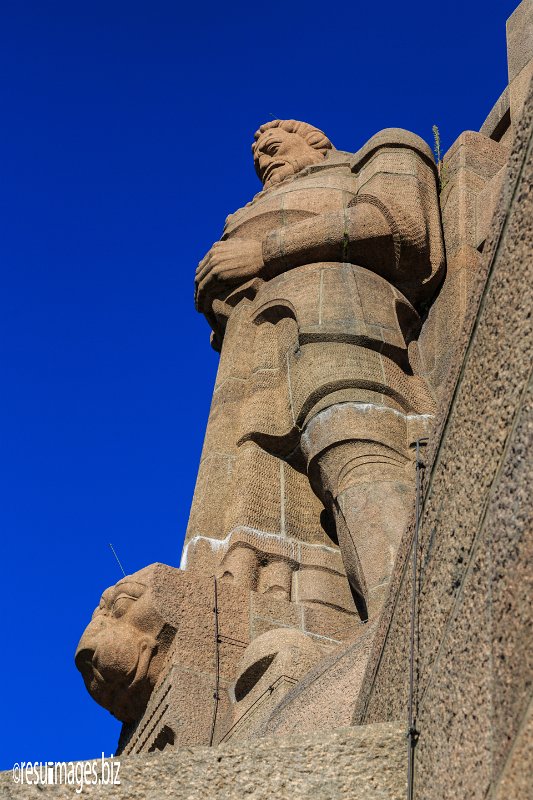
xmin=2 ymin=722 xmax=406 ymax=799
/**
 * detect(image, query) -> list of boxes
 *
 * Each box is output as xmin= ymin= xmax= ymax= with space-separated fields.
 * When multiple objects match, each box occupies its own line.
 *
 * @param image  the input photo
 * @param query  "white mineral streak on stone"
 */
xmin=180 ymin=525 xmax=340 ymax=571
xmin=280 ymin=462 xmax=286 ymax=537
xmin=389 ymin=544 xmax=396 ymax=575
xmin=301 ymin=401 xmax=434 ymax=452
xmin=300 ymin=628 xmax=343 ymax=645
xmin=179 ymin=534 xmax=228 ymax=570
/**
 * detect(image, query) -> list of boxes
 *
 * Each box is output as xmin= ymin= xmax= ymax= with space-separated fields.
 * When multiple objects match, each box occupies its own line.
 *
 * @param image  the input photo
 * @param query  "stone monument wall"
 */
xmin=354 ymin=63 xmax=533 ymax=800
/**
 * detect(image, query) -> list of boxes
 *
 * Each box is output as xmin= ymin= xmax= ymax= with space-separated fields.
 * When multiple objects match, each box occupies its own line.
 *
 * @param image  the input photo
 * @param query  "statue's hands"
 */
xmin=195 ymin=239 xmax=264 ymax=312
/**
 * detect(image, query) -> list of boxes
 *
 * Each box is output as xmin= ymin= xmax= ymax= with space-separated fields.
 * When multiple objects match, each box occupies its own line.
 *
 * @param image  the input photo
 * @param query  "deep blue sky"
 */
xmin=0 ymin=0 xmax=517 ymax=768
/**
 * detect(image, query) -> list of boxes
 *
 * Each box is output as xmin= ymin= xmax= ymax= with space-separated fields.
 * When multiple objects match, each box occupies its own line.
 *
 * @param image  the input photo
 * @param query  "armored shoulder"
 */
xmin=350 ymin=128 xmax=437 ymax=175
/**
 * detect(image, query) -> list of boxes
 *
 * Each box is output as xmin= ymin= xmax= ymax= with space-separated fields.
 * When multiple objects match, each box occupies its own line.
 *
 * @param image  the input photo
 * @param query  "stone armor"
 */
xmin=187 ymin=126 xmax=445 ymax=619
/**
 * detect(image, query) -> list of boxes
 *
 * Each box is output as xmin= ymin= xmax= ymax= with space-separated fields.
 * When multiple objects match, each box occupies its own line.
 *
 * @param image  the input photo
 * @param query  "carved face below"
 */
xmin=254 ymin=127 xmax=325 ymax=188
xmin=75 ymin=567 xmax=175 ymax=723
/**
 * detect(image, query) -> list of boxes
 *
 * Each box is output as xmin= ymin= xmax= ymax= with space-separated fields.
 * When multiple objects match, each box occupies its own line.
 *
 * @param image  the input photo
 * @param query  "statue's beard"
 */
xmin=263 ymin=160 xmax=293 ymax=187
xmin=262 ymin=152 xmax=322 ymax=188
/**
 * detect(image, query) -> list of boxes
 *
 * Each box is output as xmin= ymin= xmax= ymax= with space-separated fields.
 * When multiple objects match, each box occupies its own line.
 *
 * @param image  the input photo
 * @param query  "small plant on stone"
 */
xmin=432 ymin=124 xmax=447 ymax=192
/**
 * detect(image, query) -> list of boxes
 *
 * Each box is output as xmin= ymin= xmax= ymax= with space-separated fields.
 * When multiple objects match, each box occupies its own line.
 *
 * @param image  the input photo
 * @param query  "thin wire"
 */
xmin=407 ymin=437 xmax=426 ymax=800
xmin=109 ymin=543 xmax=126 ymax=577
xmin=209 ymin=577 xmax=221 ymax=747
xmin=220 ymin=674 xmax=298 ymax=743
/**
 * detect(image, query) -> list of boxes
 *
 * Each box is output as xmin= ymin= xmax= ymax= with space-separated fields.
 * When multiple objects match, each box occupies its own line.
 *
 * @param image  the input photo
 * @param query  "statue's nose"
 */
xmin=74 ymin=642 xmax=95 ymax=678
xmin=74 ymin=622 xmax=101 ymax=676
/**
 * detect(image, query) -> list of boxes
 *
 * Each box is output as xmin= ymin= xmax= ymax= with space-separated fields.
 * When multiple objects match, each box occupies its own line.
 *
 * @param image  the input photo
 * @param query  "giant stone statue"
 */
xmin=76 ymin=120 xmax=445 ymax=751
xmin=191 ymin=120 xmax=444 ymax=620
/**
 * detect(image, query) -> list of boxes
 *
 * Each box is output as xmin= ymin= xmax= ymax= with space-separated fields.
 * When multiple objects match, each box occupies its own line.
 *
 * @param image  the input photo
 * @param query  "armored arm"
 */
xmin=196 ymin=130 xmax=445 ymax=315
xmin=263 ymin=130 xmax=445 ymax=307
xmin=261 ymin=202 xmax=398 ymax=279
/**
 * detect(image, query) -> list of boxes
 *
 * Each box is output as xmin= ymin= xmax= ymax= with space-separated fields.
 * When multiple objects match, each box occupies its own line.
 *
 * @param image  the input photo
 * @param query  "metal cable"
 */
xmin=407 ymin=437 xmax=427 ymax=800
xmin=209 ymin=577 xmax=221 ymax=746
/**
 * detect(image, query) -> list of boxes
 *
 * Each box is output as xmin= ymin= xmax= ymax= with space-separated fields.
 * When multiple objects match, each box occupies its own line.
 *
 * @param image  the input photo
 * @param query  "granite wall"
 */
xmin=353 ymin=75 xmax=533 ymax=800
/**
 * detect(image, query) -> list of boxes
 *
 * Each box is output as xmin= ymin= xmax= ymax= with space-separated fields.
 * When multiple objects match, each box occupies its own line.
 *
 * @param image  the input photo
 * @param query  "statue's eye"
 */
xmin=111 ymin=595 xmax=136 ymax=618
xmin=262 ymin=138 xmax=281 ymax=156
xmin=91 ymin=598 xmax=106 ymax=619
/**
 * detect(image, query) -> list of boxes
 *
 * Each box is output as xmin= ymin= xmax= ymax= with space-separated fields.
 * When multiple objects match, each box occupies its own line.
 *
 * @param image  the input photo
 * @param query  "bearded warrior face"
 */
xmin=252 ymin=119 xmax=333 ymax=188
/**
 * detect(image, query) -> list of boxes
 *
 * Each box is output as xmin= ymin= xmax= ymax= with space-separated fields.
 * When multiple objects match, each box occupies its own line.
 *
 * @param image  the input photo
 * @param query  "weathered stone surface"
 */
xmin=354 ymin=70 xmax=533 ymax=800
xmin=492 ymin=699 xmax=533 ymax=800
xmin=507 ymin=0 xmax=533 ymax=82
xmin=418 ymin=130 xmax=510 ymax=402
xmin=480 ymin=85 xmax=511 ymax=142
xmin=256 ymin=620 xmax=377 ymax=738
xmin=489 ymin=377 xmax=533 ymax=782
xmin=1 ymin=723 xmax=406 ymax=800
xmin=415 ymin=526 xmax=493 ymax=800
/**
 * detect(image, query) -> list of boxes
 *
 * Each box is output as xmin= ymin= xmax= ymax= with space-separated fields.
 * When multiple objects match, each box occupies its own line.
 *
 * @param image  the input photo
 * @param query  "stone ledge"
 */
xmin=1 ymin=722 xmax=405 ymax=800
